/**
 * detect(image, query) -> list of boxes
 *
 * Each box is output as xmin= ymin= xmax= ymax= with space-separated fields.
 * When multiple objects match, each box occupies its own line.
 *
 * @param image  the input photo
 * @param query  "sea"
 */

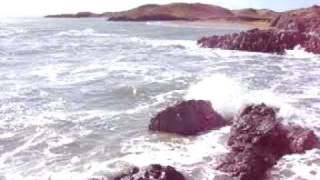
xmin=0 ymin=18 xmax=319 ymax=180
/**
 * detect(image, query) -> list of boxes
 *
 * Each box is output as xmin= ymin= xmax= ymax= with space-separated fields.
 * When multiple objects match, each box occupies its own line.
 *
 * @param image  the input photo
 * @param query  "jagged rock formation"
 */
xmin=149 ymin=100 xmax=227 ymax=136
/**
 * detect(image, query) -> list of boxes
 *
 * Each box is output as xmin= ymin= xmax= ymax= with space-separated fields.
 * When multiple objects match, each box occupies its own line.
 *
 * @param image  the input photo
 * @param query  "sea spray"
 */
xmin=185 ymin=74 xmax=296 ymax=120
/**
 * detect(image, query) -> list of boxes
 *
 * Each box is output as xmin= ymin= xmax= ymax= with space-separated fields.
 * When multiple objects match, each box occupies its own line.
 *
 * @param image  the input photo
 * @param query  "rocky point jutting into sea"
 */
xmin=198 ymin=5 xmax=320 ymax=54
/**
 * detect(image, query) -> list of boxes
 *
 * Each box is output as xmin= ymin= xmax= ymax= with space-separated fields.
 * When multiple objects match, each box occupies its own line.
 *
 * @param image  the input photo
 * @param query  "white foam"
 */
xmin=0 ymin=27 xmax=27 ymax=37
xmin=128 ymin=36 xmax=197 ymax=49
xmin=285 ymin=45 xmax=319 ymax=59
xmin=119 ymin=127 xmax=230 ymax=168
xmin=267 ymin=149 xmax=320 ymax=179
xmin=55 ymin=28 xmax=116 ymax=37
xmin=185 ymin=74 xmax=296 ymax=120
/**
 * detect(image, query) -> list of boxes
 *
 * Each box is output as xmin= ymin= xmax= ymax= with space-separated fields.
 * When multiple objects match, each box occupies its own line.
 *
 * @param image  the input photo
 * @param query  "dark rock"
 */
xmin=198 ymin=29 xmax=320 ymax=54
xmin=149 ymin=100 xmax=227 ymax=135
xmin=217 ymin=149 xmax=271 ymax=180
xmin=217 ymin=104 xmax=320 ymax=180
xmin=227 ymin=104 xmax=287 ymax=159
xmin=284 ymin=125 xmax=320 ymax=154
xmin=113 ymin=164 xmax=186 ymax=180
xmin=303 ymin=35 xmax=320 ymax=54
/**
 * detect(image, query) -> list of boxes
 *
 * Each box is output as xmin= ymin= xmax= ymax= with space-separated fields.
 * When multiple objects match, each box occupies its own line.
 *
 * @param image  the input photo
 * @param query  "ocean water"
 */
xmin=0 ymin=18 xmax=320 ymax=180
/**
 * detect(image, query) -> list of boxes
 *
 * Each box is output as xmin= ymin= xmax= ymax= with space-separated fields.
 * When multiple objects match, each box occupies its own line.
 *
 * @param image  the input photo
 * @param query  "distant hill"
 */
xmin=45 ymin=2 xmax=320 ymax=32
xmin=108 ymin=3 xmax=235 ymax=21
xmin=45 ymin=3 xmax=274 ymax=22
xmin=45 ymin=11 xmax=113 ymax=18
xmin=232 ymin=8 xmax=278 ymax=21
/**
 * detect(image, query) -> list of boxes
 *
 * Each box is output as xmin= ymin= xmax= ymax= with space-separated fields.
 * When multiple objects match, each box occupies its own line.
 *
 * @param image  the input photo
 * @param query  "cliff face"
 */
xmin=108 ymin=3 xmax=234 ymax=21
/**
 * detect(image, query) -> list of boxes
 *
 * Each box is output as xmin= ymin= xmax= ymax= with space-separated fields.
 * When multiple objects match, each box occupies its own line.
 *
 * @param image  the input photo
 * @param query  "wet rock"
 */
xmin=113 ymin=164 xmax=186 ymax=180
xmin=149 ymin=100 xmax=227 ymax=135
xmin=303 ymin=35 xmax=320 ymax=54
xmin=227 ymin=104 xmax=288 ymax=158
xmin=284 ymin=125 xmax=320 ymax=154
xmin=217 ymin=149 xmax=272 ymax=180
xmin=198 ymin=28 xmax=320 ymax=54
xmin=217 ymin=104 xmax=320 ymax=180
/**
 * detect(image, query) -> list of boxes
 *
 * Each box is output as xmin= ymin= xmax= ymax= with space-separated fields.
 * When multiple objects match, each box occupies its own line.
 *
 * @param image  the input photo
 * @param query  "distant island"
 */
xmin=45 ymin=3 xmax=279 ymax=29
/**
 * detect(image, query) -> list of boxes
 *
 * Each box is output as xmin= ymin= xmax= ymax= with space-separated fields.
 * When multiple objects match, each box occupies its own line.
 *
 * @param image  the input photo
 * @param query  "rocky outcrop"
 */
xmin=216 ymin=104 xmax=320 ymax=180
xmin=198 ymin=28 xmax=320 ymax=54
xmin=149 ymin=100 xmax=227 ymax=136
xmin=284 ymin=125 xmax=320 ymax=154
xmin=197 ymin=5 xmax=320 ymax=55
xmin=271 ymin=5 xmax=320 ymax=33
xmin=113 ymin=164 xmax=186 ymax=180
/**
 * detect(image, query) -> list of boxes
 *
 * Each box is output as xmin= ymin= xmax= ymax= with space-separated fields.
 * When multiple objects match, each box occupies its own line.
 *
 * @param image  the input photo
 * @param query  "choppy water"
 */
xmin=0 ymin=18 xmax=319 ymax=180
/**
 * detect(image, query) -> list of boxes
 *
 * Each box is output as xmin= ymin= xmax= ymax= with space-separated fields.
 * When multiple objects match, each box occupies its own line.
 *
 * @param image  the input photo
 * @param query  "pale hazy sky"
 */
xmin=0 ymin=0 xmax=319 ymax=17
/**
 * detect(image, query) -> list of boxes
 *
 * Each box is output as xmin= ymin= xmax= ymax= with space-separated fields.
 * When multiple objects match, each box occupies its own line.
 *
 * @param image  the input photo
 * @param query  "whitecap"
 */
xmin=119 ymin=127 xmax=229 ymax=168
xmin=285 ymin=45 xmax=319 ymax=59
xmin=185 ymin=74 xmax=296 ymax=120
xmin=55 ymin=28 xmax=117 ymax=37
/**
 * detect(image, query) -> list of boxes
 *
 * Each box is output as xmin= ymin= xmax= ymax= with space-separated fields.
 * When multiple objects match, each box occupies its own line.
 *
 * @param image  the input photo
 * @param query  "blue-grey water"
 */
xmin=0 ymin=18 xmax=320 ymax=180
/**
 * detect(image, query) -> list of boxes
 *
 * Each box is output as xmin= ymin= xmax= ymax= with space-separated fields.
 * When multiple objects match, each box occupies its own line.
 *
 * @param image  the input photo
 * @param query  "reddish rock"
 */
xmin=271 ymin=5 xmax=320 ymax=33
xmin=198 ymin=29 xmax=320 ymax=54
xmin=217 ymin=149 xmax=272 ymax=180
xmin=113 ymin=164 xmax=186 ymax=180
xmin=303 ymin=35 xmax=320 ymax=54
xmin=227 ymin=104 xmax=288 ymax=158
xmin=149 ymin=100 xmax=227 ymax=135
xmin=217 ymin=104 xmax=320 ymax=180
xmin=284 ymin=125 xmax=320 ymax=154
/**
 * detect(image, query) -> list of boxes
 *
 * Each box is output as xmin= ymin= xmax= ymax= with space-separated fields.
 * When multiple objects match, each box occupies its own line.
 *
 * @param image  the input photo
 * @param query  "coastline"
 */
xmin=158 ymin=20 xmax=271 ymax=30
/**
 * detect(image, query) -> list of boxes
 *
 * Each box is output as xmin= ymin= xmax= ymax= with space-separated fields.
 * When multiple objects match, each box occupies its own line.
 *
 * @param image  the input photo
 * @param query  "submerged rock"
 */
xmin=149 ymin=100 xmax=227 ymax=135
xmin=217 ymin=104 xmax=320 ymax=180
xmin=113 ymin=164 xmax=186 ymax=180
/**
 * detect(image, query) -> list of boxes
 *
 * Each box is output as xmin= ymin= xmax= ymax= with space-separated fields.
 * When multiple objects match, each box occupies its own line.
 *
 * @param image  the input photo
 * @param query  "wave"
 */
xmin=0 ymin=27 xmax=27 ymax=37
xmin=55 ymin=28 xmax=117 ymax=37
xmin=185 ymin=74 xmax=296 ymax=120
xmin=127 ymin=36 xmax=198 ymax=49
xmin=267 ymin=149 xmax=320 ymax=179
xmin=285 ymin=45 xmax=320 ymax=59
xmin=117 ymin=127 xmax=230 ymax=176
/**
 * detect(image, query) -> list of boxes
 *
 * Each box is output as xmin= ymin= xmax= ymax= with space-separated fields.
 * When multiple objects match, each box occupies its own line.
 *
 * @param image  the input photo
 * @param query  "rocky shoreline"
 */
xmin=198 ymin=5 xmax=320 ymax=55
xmin=113 ymin=101 xmax=319 ymax=180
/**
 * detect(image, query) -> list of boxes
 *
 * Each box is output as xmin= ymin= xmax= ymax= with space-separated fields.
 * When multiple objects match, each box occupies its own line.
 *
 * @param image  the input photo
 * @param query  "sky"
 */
xmin=0 ymin=0 xmax=319 ymax=17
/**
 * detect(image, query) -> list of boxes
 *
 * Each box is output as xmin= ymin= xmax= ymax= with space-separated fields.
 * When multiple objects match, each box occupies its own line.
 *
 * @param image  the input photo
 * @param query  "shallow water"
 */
xmin=0 ymin=18 xmax=319 ymax=180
